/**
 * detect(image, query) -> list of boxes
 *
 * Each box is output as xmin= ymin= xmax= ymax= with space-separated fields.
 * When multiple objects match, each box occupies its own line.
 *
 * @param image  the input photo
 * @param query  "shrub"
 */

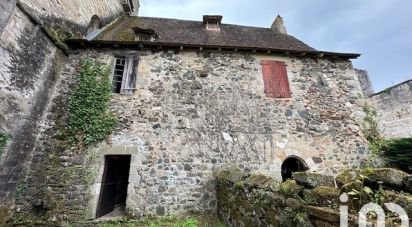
xmin=383 ymin=138 xmax=412 ymax=173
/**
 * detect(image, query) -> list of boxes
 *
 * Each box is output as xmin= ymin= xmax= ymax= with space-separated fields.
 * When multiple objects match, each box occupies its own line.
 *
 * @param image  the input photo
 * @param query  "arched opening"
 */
xmin=281 ymin=156 xmax=309 ymax=181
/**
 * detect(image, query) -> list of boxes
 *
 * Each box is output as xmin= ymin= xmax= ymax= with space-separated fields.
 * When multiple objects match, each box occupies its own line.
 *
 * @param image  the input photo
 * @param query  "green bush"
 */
xmin=383 ymin=138 xmax=412 ymax=173
xmin=67 ymin=59 xmax=117 ymax=147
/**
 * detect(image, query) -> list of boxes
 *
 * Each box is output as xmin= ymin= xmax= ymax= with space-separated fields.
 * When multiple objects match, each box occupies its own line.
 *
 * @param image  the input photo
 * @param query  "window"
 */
xmin=112 ymin=56 xmax=138 ymax=95
xmin=131 ymin=27 xmax=158 ymax=42
xmin=261 ymin=60 xmax=291 ymax=98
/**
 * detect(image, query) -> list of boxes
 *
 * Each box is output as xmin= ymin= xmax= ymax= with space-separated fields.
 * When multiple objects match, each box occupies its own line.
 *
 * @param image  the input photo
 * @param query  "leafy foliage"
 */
xmin=284 ymin=207 xmax=310 ymax=226
xmin=382 ymin=138 xmax=412 ymax=173
xmin=362 ymin=104 xmax=387 ymax=155
xmin=67 ymin=59 xmax=117 ymax=147
xmin=0 ymin=132 xmax=11 ymax=156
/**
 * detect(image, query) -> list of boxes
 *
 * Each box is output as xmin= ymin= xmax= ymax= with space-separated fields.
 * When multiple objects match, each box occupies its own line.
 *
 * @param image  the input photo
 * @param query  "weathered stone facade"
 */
xmin=13 ymin=48 xmax=373 ymax=223
xmin=368 ymin=80 xmax=412 ymax=138
xmin=0 ymin=4 xmax=62 ymax=205
xmin=1 ymin=0 xmax=380 ymax=224
xmin=0 ymin=0 xmax=128 ymax=222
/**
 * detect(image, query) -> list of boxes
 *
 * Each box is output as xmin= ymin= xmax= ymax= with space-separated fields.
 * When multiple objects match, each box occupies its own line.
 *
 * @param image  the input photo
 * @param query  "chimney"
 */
xmin=203 ymin=15 xmax=223 ymax=31
xmin=121 ymin=0 xmax=140 ymax=16
xmin=271 ymin=15 xmax=287 ymax=34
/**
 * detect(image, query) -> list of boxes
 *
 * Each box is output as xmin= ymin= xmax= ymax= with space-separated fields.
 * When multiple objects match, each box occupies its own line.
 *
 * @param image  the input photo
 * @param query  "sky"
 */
xmin=139 ymin=0 xmax=412 ymax=92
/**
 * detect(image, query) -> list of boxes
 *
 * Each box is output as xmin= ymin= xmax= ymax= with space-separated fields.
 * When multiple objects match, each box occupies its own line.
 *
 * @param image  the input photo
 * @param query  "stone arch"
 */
xmin=281 ymin=155 xmax=309 ymax=181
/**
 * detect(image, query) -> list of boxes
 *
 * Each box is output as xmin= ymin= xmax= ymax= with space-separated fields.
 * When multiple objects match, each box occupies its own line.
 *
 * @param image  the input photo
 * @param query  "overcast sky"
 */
xmin=140 ymin=0 xmax=412 ymax=92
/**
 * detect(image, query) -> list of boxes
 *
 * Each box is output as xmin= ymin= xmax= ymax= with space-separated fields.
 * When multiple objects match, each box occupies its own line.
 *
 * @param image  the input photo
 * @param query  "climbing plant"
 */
xmin=361 ymin=104 xmax=386 ymax=155
xmin=0 ymin=132 xmax=11 ymax=156
xmin=67 ymin=59 xmax=117 ymax=147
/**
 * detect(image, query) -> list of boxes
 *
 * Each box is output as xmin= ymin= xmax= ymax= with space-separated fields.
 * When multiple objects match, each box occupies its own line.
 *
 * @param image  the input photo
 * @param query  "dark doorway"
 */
xmin=281 ymin=156 xmax=309 ymax=181
xmin=96 ymin=155 xmax=131 ymax=218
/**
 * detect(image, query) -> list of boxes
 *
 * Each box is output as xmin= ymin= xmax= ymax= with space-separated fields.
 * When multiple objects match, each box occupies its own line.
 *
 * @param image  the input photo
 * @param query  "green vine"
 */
xmin=67 ymin=59 xmax=117 ymax=147
xmin=0 ymin=132 xmax=11 ymax=156
xmin=362 ymin=104 xmax=386 ymax=155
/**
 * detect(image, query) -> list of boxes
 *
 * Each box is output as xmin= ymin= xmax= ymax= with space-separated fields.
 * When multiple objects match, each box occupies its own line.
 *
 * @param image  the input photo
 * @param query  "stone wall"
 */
xmin=14 ymin=48 xmax=373 ymax=224
xmin=355 ymin=69 xmax=374 ymax=97
xmin=0 ymin=1 xmax=126 ymax=223
xmin=368 ymin=80 xmax=412 ymax=138
xmin=18 ymin=0 xmax=125 ymax=32
xmin=0 ymin=5 xmax=63 ymax=207
xmin=0 ymin=0 xmax=16 ymax=35
xmin=216 ymin=169 xmax=412 ymax=227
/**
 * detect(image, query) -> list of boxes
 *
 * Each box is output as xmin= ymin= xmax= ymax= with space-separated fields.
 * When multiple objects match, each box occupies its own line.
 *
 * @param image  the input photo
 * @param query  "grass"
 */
xmin=76 ymin=215 xmax=226 ymax=227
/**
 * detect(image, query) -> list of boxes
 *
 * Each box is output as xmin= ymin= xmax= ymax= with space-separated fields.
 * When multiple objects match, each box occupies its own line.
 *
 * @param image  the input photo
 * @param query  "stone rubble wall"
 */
xmin=368 ymin=80 xmax=412 ymax=138
xmin=0 ymin=0 xmax=16 ymax=35
xmin=355 ymin=69 xmax=374 ymax=97
xmin=16 ymin=48 xmax=373 ymax=223
xmin=0 ymin=5 xmax=63 ymax=207
xmin=0 ymin=1 xmax=128 ymax=221
xmin=18 ymin=0 xmax=125 ymax=32
xmin=216 ymin=170 xmax=345 ymax=227
xmin=217 ymin=169 xmax=412 ymax=227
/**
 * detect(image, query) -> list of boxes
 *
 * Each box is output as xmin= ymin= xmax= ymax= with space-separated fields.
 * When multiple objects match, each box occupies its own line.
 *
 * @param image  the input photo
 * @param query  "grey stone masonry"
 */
xmin=355 ymin=69 xmax=374 ymax=97
xmin=368 ymin=80 xmax=412 ymax=138
xmin=20 ymin=48 xmax=373 ymax=221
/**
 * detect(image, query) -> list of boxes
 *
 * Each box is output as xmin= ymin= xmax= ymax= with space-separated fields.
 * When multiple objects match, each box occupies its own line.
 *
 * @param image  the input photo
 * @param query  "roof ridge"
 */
xmin=137 ymin=16 xmax=273 ymax=30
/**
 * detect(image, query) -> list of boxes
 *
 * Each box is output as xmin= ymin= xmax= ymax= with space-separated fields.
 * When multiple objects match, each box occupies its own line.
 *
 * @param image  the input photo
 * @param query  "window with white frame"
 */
xmin=112 ymin=55 xmax=138 ymax=95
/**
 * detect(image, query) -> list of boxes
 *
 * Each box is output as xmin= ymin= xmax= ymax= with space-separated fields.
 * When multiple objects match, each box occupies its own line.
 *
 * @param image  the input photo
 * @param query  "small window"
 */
xmin=112 ymin=56 xmax=138 ymax=95
xmin=206 ymin=22 xmax=220 ymax=31
xmin=261 ymin=60 xmax=291 ymax=98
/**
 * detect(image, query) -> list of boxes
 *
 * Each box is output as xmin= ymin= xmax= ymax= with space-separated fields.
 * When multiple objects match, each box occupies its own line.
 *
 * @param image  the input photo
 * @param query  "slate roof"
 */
xmin=67 ymin=16 xmax=360 ymax=59
xmin=94 ymin=16 xmax=316 ymax=52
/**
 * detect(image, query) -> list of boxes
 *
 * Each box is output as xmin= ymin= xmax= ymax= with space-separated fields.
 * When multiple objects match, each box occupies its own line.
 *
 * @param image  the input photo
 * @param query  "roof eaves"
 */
xmin=65 ymin=39 xmax=361 ymax=59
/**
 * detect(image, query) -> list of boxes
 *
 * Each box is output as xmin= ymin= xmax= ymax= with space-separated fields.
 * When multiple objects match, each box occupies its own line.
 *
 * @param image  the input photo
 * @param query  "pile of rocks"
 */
xmin=216 ymin=168 xmax=412 ymax=227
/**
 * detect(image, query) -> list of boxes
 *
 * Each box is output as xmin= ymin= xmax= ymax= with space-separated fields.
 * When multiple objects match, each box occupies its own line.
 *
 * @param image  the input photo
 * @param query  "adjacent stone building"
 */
xmin=0 ymin=0 xmax=375 ymax=224
xmin=368 ymin=80 xmax=412 ymax=138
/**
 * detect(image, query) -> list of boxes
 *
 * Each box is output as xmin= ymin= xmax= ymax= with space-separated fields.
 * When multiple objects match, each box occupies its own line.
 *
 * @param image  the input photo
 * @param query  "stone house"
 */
xmin=0 ymin=0 xmax=373 ymax=223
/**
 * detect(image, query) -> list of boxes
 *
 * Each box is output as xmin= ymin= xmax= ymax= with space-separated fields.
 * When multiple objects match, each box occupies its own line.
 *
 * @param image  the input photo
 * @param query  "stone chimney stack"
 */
xmin=271 ymin=15 xmax=287 ymax=34
xmin=121 ymin=0 xmax=140 ymax=16
xmin=131 ymin=0 xmax=140 ymax=16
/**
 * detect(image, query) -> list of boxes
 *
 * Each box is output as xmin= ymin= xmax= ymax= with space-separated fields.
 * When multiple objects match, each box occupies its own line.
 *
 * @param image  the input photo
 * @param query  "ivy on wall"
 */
xmin=362 ymin=103 xmax=412 ymax=172
xmin=67 ymin=59 xmax=117 ymax=147
xmin=362 ymin=104 xmax=386 ymax=155
xmin=0 ymin=132 xmax=11 ymax=156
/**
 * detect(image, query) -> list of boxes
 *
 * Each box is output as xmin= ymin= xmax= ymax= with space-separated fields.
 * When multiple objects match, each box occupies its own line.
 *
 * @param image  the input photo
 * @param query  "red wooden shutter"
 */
xmin=261 ymin=60 xmax=276 ymax=98
xmin=274 ymin=61 xmax=291 ymax=98
xmin=261 ymin=60 xmax=291 ymax=98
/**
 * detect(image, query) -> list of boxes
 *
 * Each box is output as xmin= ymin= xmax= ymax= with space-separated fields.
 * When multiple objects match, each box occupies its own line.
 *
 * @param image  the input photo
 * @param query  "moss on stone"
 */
xmin=45 ymin=24 xmax=80 ymax=50
xmin=278 ymin=180 xmax=303 ymax=197
xmin=114 ymin=30 xmax=135 ymax=41
xmin=335 ymin=169 xmax=361 ymax=188
xmin=293 ymin=172 xmax=336 ymax=188
xmin=304 ymin=186 xmax=339 ymax=205
xmin=245 ymin=174 xmax=273 ymax=188
xmin=216 ymin=169 xmax=244 ymax=183
xmin=0 ymin=206 xmax=12 ymax=226
xmin=383 ymin=190 xmax=412 ymax=217
xmin=0 ymin=132 xmax=10 ymax=156
xmin=336 ymin=168 xmax=408 ymax=189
